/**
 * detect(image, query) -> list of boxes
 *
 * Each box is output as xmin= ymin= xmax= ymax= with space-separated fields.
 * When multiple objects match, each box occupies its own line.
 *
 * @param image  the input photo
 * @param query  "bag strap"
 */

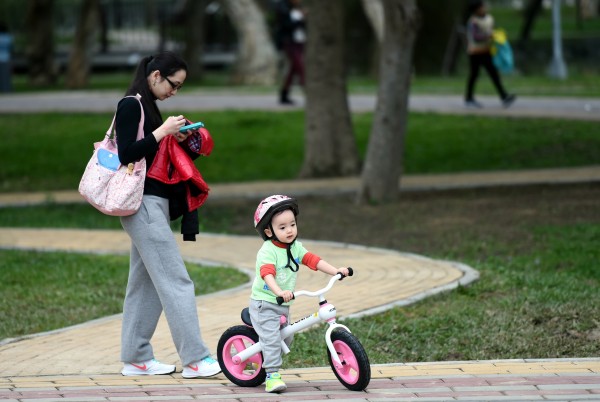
xmin=106 ymin=94 xmax=145 ymax=141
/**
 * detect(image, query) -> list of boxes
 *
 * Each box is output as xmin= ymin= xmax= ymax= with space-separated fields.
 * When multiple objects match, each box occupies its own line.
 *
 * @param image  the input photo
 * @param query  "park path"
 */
xmin=0 ymin=91 xmax=599 ymax=120
xmin=0 ymin=228 xmax=476 ymax=377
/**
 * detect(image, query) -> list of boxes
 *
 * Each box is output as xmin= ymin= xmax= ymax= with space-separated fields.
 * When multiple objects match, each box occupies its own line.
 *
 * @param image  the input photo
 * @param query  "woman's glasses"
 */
xmin=164 ymin=76 xmax=183 ymax=91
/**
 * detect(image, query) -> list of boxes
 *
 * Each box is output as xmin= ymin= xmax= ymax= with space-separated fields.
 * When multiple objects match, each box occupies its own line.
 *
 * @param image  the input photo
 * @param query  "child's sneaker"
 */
xmin=121 ymin=358 xmax=176 ymax=376
xmin=182 ymin=356 xmax=222 ymax=378
xmin=265 ymin=372 xmax=287 ymax=393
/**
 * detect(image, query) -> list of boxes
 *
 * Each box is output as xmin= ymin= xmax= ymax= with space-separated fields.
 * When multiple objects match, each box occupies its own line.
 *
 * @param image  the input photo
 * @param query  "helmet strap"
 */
xmin=284 ymin=242 xmax=299 ymax=272
xmin=267 ymin=223 xmax=277 ymax=241
xmin=268 ymin=223 xmax=299 ymax=272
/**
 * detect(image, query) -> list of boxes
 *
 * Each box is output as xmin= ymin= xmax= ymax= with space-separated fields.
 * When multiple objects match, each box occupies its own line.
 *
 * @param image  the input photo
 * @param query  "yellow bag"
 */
xmin=490 ymin=29 xmax=507 ymax=56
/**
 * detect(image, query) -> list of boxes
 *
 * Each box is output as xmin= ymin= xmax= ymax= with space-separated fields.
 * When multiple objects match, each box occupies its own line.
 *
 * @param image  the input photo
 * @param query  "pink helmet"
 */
xmin=254 ymin=194 xmax=299 ymax=240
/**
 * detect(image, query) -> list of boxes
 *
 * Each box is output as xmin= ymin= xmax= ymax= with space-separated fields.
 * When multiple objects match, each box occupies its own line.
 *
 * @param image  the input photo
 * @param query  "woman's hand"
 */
xmin=152 ymin=115 xmax=186 ymax=142
xmin=175 ymin=129 xmax=192 ymax=143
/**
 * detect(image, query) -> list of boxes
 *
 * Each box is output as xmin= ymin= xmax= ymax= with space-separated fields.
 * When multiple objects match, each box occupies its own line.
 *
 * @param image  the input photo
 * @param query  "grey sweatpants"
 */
xmin=120 ymin=195 xmax=210 ymax=366
xmin=249 ymin=299 xmax=292 ymax=373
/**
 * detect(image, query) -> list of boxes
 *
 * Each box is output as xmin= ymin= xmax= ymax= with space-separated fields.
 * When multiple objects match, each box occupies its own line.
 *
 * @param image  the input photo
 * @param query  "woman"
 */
xmin=115 ymin=51 xmax=220 ymax=378
xmin=276 ymin=0 xmax=306 ymax=105
xmin=464 ymin=0 xmax=515 ymax=109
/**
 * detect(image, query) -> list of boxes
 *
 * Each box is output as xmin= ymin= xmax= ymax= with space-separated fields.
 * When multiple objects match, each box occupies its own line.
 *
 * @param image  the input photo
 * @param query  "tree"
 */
xmin=181 ymin=0 xmax=208 ymax=80
xmin=413 ymin=0 xmax=461 ymax=74
xmin=26 ymin=0 xmax=57 ymax=86
xmin=579 ymin=0 xmax=599 ymax=19
xmin=519 ymin=0 xmax=543 ymax=44
xmin=364 ymin=0 xmax=464 ymax=76
xmin=222 ymin=0 xmax=277 ymax=85
xmin=300 ymin=0 xmax=360 ymax=178
xmin=66 ymin=0 xmax=100 ymax=89
xmin=361 ymin=0 xmax=384 ymax=77
xmin=161 ymin=0 xmax=208 ymax=79
xmin=358 ymin=0 xmax=420 ymax=204
xmin=361 ymin=0 xmax=384 ymax=43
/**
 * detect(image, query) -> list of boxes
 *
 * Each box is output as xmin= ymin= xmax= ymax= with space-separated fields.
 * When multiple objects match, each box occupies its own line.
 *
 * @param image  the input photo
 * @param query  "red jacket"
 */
xmin=147 ymin=135 xmax=209 ymax=211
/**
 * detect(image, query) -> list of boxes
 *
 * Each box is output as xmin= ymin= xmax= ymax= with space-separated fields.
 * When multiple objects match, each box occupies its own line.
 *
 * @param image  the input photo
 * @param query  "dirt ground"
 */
xmin=201 ymin=182 xmax=600 ymax=260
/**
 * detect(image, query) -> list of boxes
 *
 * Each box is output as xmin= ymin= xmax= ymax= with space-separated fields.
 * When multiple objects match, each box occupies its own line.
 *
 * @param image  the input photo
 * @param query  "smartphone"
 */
xmin=179 ymin=122 xmax=204 ymax=133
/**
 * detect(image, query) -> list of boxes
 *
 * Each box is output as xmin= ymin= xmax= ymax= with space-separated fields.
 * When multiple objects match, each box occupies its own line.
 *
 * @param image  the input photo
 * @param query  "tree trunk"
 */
xmin=519 ymin=0 xmax=543 ymax=43
xmin=300 ymin=0 xmax=360 ymax=178
xmin=222 ymin=0 xmax=277 ymax=85
xmin=66 ymin=0 xmax=100 ymax=89
xmin=580 ymin=0 xmax=599 ymax=19
xmin=358 ymin=0 xmax=420 ymax=204
xmin=26 ymin=0 xmax=57 ymax=86
xmin=361 ymin=0 xmax=384 ymax=43
xmin=361 ymin=0 xmax=384 ymax=78
xmin=413 ymin=0 xmax=460 ymax=75
xmin=182 ymin=0 xmax=207 ymax=80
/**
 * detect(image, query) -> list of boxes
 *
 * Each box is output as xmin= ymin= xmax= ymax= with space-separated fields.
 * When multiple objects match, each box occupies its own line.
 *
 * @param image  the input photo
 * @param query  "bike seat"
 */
xmin=241 ymin=307 xmax=253 ymax=327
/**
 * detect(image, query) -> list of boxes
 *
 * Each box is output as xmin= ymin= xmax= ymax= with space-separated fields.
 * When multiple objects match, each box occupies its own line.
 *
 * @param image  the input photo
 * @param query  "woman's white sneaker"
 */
xmin=182 ymin=356 xmax=222 ymax=378
xmin=121 ymin=358 xmax=176 ymax=376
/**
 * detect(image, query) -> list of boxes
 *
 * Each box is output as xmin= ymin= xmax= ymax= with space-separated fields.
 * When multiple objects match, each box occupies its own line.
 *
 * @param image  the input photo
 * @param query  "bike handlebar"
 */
xmin=276 ymin=267 xmax=353 ymax=305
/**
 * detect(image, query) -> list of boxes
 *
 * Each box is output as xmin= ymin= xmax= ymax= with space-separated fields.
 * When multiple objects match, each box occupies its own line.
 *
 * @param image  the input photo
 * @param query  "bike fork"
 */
xmin=325 ymin=322 xmax=351 ymax=367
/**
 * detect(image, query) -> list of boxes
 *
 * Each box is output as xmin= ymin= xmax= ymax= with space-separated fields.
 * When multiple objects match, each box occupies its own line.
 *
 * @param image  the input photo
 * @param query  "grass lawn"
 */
xmin=0 ymin=249 xmax=248 ymax=340
xmin=1 ymin=111 xmax=599 ymax=192
xmin=290 ymin=220 xmax=600 ymax=366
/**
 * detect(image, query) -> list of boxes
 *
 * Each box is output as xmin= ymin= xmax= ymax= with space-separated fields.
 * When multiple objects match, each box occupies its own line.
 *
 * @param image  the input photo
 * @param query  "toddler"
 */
xmin=250 ymin=194 xmax=349 ymax=393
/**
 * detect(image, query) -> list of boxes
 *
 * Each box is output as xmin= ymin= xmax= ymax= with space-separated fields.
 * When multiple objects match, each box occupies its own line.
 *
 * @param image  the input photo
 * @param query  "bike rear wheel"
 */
xmin=217 ymin=325 xmax=266 ymax=387
xmin=327 ymin=330 xmax=371 ymax=391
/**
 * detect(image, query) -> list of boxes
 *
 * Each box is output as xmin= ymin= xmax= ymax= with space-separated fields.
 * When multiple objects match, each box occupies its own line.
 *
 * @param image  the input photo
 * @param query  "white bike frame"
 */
xmin=231 ymin=273 xmax=351 ymax=368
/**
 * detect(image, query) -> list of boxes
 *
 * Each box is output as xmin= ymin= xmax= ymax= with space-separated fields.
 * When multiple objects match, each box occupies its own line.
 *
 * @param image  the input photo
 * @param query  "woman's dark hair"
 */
xmin=125 ymin=51 xmax=188 ymax=130
xmin=468 ymin=0 xmax=484 ymax=15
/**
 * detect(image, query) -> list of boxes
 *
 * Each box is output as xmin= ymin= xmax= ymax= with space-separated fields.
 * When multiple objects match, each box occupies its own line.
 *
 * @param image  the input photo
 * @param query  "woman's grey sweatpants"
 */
xmin=120 ymin=195 xmax=210 ymax=366
xmin=249 ymin=299 xmax=292 ymax=373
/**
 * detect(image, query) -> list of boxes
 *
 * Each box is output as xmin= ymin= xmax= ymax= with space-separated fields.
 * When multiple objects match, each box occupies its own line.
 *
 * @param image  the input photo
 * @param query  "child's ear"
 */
xmin=264 ymin=228 xmax=272 ymax=238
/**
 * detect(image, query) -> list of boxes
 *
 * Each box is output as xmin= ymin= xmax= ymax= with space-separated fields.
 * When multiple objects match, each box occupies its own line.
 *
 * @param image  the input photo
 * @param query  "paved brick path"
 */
xmin=0 ymin=228 xmax=476 ymax=377
xmin=0 ymin=360 xmax=599 ymax=401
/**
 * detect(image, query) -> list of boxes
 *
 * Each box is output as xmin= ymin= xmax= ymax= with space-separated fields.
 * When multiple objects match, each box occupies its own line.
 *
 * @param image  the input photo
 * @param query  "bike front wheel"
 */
xmin=217 ymin=325 xmax=266 ymax=387
xmin=327 ymin=329 xmax=371 ymax=391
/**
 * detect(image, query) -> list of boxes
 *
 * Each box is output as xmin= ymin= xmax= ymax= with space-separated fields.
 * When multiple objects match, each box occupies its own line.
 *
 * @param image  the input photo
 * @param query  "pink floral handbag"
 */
xmin=78 ymin=94 xmax=146 ymax=216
